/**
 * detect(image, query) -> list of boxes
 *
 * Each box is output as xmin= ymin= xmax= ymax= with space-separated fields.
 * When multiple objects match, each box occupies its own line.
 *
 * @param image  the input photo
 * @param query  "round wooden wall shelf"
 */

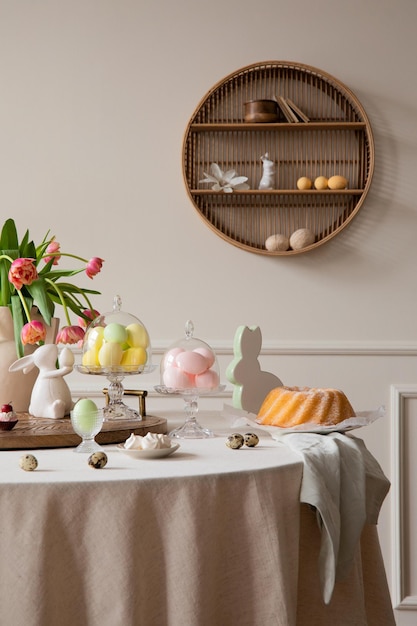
xmin=182 ymin=61 xmax=374 ymax=255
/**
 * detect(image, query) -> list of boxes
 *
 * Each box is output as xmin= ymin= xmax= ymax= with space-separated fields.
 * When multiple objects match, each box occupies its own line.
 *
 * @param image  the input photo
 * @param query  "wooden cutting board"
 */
xmin=0 ymin=412 xmax=168 ymax=450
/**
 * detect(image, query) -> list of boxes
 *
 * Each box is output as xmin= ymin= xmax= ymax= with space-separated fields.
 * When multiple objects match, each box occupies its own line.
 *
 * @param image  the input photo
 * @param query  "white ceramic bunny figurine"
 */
xmin=9 ymin=345 xmax=75 ymax=419
xmin=258 ymin=153 xmax=275 ymax=190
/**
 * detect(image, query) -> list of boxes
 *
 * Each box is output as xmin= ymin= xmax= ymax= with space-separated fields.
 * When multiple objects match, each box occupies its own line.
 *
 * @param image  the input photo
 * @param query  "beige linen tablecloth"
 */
xmin=0 ymin=411 xmax=394 ymax=626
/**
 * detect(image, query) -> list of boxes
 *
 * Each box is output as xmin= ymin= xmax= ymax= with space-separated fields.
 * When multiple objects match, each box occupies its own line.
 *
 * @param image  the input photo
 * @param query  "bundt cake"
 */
xmin=256 ymin=386 xmax=355 ymax=428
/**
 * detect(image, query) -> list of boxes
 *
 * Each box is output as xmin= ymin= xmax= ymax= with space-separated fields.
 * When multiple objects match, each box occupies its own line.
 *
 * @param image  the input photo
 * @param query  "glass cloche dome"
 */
xmin=78 ymin=295 xmax=153 ymax=420
xmin=80 ymin=295 xmax=152 ymax=375
xmin=156 ymin=320 xmax=224 ymax=438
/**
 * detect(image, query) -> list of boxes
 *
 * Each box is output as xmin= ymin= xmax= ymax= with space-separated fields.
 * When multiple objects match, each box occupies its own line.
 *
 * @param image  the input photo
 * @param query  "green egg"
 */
xmin=103 ymin=323 xmax=128 ymax=344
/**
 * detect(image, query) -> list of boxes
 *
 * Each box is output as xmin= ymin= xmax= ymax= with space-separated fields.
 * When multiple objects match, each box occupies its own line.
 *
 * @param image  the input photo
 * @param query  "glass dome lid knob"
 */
xmin=185 ymin=320 xmax=194 ymax=340
xmin=113 ymin=294 xmax=122 ymax=312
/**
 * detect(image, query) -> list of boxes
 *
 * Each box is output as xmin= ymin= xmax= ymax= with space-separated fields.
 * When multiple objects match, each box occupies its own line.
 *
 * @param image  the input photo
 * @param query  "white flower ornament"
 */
xmin=199 ymin=163 xmax=249 ymax=193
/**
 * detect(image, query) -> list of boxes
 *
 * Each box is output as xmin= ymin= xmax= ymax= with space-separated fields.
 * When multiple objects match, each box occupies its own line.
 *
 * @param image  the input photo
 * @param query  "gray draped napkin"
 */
xmin=278 ymin=432 xmax=390 ymax=604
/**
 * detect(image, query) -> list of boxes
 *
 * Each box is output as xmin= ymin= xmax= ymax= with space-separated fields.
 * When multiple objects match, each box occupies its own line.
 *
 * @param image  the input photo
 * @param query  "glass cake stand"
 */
xmin=156 ymin=320 xmax=224 ymax=438
xmin=77 ymin=296 xmax=154 ymax=421
xmin=154 ymin=385 xmax=225 ymax=438
xmin=77 ymin=366 xmax=154 ymax=420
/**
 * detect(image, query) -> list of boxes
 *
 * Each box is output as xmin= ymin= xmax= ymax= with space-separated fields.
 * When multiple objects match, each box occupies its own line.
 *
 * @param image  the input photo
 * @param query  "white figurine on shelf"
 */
xmin=258 ymin=153 xmax=275 ymax=190
xmin=9 ymin=345 xmax=75 ymax=419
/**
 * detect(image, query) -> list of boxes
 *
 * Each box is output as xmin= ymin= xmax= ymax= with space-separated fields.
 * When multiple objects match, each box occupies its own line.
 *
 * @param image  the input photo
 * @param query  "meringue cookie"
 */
xmin=124 ymin=432 xmax=171 ymax=450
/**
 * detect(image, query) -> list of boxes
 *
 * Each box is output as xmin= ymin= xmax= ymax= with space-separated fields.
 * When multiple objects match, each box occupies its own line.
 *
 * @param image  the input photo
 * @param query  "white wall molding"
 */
xmin=72 ymin=339 xmax=417 ymax=358
xmin=390 ymin=384 xmax=417 ymax=610
xmin=67 ymin=340 xmax=417 ymax=398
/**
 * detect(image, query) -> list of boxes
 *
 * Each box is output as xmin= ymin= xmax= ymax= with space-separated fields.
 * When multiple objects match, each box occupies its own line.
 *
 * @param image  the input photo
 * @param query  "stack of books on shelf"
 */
xmin=274 ymin=96 xmax=310 ymax=123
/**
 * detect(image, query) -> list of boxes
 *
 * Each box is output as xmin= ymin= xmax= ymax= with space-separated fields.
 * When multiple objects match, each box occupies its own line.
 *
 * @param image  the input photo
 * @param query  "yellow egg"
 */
xmin=82 ymin=349 xmax=100 ymax=367
xmin=314 ymin=176 xmax=328 ymax=190
xmin=120 ymin=347 xmax=147 ymax=368
xmin=328 ymin=175 xmax=348 ymax=190
xmin=296 ymin=176 xmax=312 ymax=190
xmin=126 ymin=323 xmax=149 ymax=349
xmin=98 ymin=342 xmax=123 ymax=367
xmin=85 ymin=326 xmax=105 ymax=351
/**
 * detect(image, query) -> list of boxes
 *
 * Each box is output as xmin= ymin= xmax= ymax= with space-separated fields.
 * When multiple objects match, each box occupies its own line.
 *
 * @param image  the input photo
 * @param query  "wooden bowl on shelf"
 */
xmin=244 ymin=99 xmax=279 ymax=123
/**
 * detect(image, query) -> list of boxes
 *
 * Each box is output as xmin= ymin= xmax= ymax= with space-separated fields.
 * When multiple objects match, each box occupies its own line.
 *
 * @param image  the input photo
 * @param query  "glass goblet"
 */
xmin=70 ymin=408 xmax=104 ymax=453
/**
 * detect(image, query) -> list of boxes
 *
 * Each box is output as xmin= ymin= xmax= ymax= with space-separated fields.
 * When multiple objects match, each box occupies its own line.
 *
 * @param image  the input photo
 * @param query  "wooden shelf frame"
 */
xmin=182 ymin=61 xmax=375 ymax=255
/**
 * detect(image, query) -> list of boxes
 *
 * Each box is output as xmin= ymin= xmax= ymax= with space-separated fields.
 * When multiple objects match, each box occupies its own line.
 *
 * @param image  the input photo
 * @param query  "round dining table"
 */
xmin=0 ymin=411 xmax=394 ymax=626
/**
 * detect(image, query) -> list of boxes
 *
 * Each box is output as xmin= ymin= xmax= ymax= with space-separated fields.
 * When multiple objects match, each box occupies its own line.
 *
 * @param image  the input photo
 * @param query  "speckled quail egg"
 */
xmin=244 ymin=433 xmax=260 ymax=447
xmin=226 ymin=433 xmax=244 ymax=449
xmin=88 ymin=451 xmax=108 ymax=469
xmin=19 ymin=454 xmax=38 ymax=471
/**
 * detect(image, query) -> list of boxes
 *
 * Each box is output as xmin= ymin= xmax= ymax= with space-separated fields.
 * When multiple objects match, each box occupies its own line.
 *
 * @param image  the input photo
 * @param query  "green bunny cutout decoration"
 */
xmin=226 ymin=326 xmax=283 ymax=414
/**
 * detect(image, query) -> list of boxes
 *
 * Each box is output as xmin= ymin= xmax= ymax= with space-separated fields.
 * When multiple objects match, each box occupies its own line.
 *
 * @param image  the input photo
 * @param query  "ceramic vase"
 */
xmin=0 ymin=307 xmax=59 ymax=412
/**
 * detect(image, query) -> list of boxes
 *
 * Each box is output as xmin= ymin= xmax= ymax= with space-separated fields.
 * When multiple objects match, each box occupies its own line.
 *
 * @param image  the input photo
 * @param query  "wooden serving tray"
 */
xmin=0 ymin=412 xmax=168 ymax=450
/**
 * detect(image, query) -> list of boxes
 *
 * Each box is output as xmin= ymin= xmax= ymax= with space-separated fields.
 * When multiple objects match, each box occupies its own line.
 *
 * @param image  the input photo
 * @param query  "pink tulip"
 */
xmin=77 ymin=309 xmax=100 ymax=328
xmin=21 ymin=320 xmax=46 ymax=345
xmin=44 ymin=240 xmax=61 ymax=265
xmin=56 ymin=325 xmax=85 ymax=345
xmin=8 ymin=258 xmax=38 ymax=290
xmin=86 ymin=257 xmax=104 ymax=279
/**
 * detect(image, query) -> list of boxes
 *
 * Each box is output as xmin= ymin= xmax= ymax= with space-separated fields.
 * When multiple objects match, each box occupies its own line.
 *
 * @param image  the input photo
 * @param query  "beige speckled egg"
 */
xmin=226 ymin=433 xmax=244 ymax=449
xmin=328 ymin=175 xmax=348 ymax=190
xmin=290 ymin=228 xmax=316 ymax=250
xmin=88 ymin=451 xmax=108 ymax=469
xmin=19 ymin=454 xmax=38 ymax=471
xmin=244 ymin=433 xmax=260 ymax=447
xmin=265 ymin=233 xmax=290 ymax=252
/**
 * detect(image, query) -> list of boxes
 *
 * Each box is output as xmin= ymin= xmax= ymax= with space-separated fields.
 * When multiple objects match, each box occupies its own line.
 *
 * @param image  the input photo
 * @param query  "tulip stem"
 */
xmin=45 ymin=278 xmax=71 ymax=325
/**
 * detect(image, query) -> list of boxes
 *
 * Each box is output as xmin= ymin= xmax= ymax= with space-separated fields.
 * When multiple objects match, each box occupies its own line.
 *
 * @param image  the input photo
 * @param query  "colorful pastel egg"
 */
xmin=163 ymin=347 xmax=184 ymax=369
xmin=163 ymin=367 xmax=194 ymax=389
xmin=98 ymin=341 xmax=123 ymax=367
xmin=126 ymin=323 xmax=149 ymax=349
xmin=195 ymin=369 xmax=219 ymax=389
xmin=82 ymin=348 xmax=100 ymax=367
xmin=120 ymin=346 xmax=147 ymax=367
xmin=85 ymin=326 xmax=105 ymax=350
xmin=72 ymin=399 xmax=99 ymax=435
xmin=176 ymin=350 xmax=208 ymax=375
xmin=193 ymin=347 xmax=215 ymax=369
xmin=103 ymin=323 xmax=128 ymax=344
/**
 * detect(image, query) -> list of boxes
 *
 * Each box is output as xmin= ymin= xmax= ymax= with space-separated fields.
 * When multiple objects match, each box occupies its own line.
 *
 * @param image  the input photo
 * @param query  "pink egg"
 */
xmin=163 ymin=366 xmax=194 ymax=389
xmin=193 ymin=347 xmax=215 ymax=369
xmin=163 ymin=347 xmax=184 ymax=369
xmin=176 ymin=350 xmax=208 ymax=375
xmin=195 ymin=369 xmax=220 ymax=389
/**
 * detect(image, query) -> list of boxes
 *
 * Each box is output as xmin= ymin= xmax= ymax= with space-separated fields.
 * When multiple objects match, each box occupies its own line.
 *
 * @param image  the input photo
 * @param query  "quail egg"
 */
xmin=244 ymin=433 xmax=260 ymax=447
xmin=19 ymin=454 xmax=38 ymax=471
xmin=226 ymin=433 xmax=244 ymax=449
xmin=88 ymin=451 xmax=108 ymax=469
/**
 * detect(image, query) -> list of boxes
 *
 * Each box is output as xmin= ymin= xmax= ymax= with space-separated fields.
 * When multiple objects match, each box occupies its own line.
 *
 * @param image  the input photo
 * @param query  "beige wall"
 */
xmin=2 ymin=1 xmax=417 ymax=622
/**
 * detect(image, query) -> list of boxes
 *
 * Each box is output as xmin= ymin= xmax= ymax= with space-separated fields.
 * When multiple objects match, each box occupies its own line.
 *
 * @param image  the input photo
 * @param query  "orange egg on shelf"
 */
xmin=314 ymin=176 xmax=328 ymax=190
xmin=328 ymin=175 xmax=348 ymax=189
xmin=296 ymin=176 xmax=312 ymax=190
